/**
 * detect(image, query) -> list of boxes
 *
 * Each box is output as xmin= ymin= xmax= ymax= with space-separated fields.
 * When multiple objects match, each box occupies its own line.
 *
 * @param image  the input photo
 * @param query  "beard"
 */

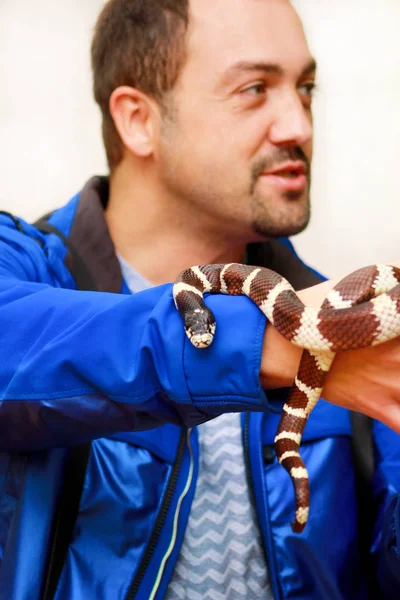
xmin=250 ymin=190 xmax=311 ymax=238
xmin=248 ymin=146 xmax=311 ymax=239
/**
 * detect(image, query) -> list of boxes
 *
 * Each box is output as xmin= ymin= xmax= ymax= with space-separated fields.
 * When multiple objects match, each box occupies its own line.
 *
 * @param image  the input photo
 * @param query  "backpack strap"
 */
xmin=349 ymin=411 xmax=376 ymax=598
xmin=34 ymin=218 xmax=97 ymax=292
xmin=41 ymin=442 xmax=92 ymax=600
xmin=33 ymin=216 xmax=95 ymax=600
xmin=0 ymin=210 xmax=96 ymax=292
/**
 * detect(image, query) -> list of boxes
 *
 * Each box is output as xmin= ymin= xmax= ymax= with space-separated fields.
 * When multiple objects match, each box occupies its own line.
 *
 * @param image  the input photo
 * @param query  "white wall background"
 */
xmin=1 ymin=0 xmax=399 ymax=278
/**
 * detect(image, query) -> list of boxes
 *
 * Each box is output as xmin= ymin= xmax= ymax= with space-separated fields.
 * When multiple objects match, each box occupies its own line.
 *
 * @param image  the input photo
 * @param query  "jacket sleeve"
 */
xmin=0 ymin=218 xmax=270 ymax=451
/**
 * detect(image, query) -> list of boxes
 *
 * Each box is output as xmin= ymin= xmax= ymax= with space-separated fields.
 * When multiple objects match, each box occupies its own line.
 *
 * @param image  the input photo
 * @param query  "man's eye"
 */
xmin=298 ymin=82 xmax=317 ymax=98
xmin=241 ymin=82 xmax=267 ymax=96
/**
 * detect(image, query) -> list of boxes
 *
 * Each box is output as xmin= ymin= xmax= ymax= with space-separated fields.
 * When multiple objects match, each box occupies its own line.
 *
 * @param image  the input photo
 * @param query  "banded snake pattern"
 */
xmin=173 ymin=263 xmax=400 ymax=533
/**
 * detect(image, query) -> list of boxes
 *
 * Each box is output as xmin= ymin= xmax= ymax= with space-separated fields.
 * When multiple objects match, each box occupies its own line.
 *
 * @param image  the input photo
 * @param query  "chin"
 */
xmin=252 ymin=212 xmax=310 ymax=239
xmin=250 ymin=203 xmax=310 ymax=240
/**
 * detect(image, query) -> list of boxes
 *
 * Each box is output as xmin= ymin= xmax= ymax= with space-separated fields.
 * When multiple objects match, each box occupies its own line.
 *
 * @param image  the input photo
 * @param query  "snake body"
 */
xmin=173 ymin=263 xmax=400 ymax=533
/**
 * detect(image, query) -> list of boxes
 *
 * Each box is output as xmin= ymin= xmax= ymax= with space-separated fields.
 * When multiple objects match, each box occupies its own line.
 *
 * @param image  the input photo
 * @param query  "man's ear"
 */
xmin=109 ymin=86 xmax=158 ymax=158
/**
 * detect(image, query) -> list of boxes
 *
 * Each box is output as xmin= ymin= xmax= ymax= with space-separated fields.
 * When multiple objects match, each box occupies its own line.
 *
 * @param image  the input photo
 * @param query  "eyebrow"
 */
xmin=220 ymin=58 xmax=317 ymax=85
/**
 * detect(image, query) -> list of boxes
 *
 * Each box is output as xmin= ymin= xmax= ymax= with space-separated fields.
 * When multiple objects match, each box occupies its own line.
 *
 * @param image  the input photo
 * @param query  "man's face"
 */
xmin=156 ymin=0 xmax=315 ymax=241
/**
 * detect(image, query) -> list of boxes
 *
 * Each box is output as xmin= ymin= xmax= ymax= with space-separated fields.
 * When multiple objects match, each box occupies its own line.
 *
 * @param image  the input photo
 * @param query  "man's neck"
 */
xmin=105 ymin=168 xmax=247 ymax=286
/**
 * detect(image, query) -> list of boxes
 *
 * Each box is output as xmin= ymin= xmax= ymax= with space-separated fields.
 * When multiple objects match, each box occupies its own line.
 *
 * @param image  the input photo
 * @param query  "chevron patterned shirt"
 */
xmin=118 ymin=255 xmax=273 ymax=600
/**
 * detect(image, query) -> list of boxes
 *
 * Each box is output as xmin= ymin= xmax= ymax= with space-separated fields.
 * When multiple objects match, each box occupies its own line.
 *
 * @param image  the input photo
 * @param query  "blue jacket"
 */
xmin=0 ymin=176 xmax=399 ymax=599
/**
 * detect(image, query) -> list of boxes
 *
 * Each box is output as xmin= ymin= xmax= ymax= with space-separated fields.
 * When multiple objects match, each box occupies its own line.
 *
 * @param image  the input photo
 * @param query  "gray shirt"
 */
xmin=118 ymin=254 xmax=273 ymax=600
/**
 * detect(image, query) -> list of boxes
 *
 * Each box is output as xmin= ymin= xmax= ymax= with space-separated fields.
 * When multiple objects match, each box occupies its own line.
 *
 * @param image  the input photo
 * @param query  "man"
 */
xmin=0 ymin=0 xmax=400 ymax=598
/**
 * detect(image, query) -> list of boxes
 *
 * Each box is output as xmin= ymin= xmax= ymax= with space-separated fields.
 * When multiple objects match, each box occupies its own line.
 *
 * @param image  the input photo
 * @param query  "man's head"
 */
xmin=92 ymin=0 xmax=316 ymax=241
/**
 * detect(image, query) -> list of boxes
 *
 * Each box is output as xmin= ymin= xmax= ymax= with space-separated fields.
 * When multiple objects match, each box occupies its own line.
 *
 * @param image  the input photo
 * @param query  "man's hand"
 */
xmin=260 ymin=268 xmax=400 ymax=434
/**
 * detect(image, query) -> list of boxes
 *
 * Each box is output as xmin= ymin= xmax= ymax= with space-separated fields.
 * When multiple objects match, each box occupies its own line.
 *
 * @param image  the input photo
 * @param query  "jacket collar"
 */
xmin=66 ymin=176 xmax=122 ymax=293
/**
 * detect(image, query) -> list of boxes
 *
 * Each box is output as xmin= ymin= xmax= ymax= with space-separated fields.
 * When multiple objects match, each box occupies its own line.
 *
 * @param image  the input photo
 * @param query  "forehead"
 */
xmin=186 ymin=0 xmax=312 ymax=80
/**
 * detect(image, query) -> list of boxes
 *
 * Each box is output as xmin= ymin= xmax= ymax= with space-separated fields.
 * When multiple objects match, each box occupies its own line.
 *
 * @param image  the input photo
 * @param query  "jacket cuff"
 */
xmin=182 ymin=294 xmax=270 ymax=416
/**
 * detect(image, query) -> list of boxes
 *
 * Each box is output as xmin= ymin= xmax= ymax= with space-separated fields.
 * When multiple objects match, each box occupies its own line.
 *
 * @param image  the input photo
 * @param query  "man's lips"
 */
xmin=259 ymin=161 xmax=308 ymax=193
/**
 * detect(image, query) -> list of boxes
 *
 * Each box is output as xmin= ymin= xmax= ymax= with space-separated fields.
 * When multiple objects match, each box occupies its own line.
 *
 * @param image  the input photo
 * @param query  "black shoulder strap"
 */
xmin=34 ymin=218 xmax=97 ymax=292
xmin=32 ymin=216 xmax=95 ymax=600
xmin=349 ymin=411 xmax=376 ymax=598
xmin=41 ymin=443 xmax=92 ymax=600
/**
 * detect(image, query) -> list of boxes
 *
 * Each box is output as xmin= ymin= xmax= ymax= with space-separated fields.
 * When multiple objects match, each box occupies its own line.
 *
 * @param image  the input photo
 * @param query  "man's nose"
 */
xmin=268 ymin=91 xmax=313 ymax=147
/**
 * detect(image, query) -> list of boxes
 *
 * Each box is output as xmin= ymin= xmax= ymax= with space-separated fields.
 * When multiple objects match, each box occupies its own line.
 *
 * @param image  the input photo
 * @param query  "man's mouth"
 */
xmin=258 ymin=161 xmax=308 ymax=193
xmin=265 ymin=161 xmax=307 ymax=178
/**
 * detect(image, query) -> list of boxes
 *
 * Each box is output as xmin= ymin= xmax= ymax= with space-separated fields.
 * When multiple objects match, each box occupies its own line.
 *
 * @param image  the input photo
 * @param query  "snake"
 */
xmin=173 ymin=262 xmax=400 ymax=533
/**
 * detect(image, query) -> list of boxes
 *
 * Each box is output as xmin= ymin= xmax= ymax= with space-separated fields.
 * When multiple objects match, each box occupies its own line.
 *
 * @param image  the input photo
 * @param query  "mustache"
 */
xmin=251 ymin=147 xmax=310 ymax=183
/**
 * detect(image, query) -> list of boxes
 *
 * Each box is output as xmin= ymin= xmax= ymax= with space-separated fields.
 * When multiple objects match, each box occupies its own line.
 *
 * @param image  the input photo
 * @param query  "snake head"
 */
xmin=184 ymin=308 xmax=216 ymax=348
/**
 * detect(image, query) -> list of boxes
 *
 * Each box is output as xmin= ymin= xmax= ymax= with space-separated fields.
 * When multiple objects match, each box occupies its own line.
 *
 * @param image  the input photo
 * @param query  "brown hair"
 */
xmin=91 ymin=0 xmax=189 ymax=170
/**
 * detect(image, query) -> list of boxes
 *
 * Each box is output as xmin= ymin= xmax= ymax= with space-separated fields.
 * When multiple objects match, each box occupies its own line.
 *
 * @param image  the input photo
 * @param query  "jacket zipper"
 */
xmin=243 ymin=412 xmax=281 ymax=599
xmin=125 ymin=428 xmax=188 ymax=600
xmin=148 ymin=429 xmax=194 ymax=600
